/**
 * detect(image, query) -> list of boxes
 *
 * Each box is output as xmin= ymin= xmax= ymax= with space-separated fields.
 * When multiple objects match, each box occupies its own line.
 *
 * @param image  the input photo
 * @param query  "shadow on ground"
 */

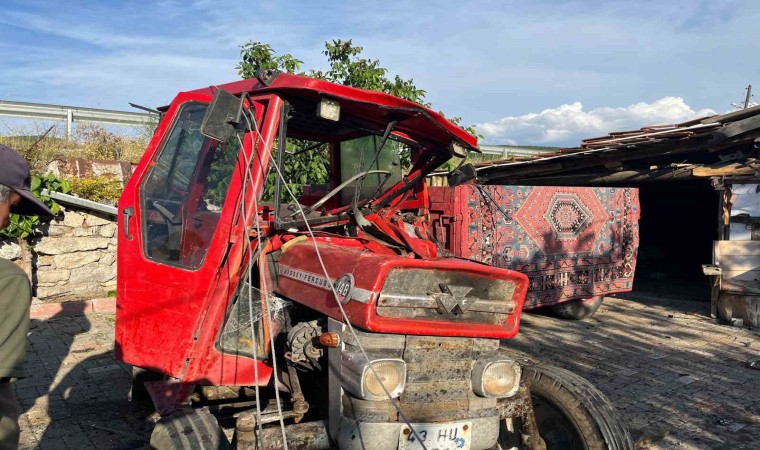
xmin=14 ymin=306 xmax=148 ymax=450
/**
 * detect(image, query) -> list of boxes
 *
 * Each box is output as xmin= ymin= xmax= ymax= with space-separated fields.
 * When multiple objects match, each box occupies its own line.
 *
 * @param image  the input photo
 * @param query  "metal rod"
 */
xmin=286 ymin=362 xmax=309 ymax=423
xmin=66 ymin=109 xmax=73 ymax=140
xmin=745 ymin=85 xmax=753 ymax=109
xmin=41 ymin=190 xmax=118 ymax=216
xmin=273 ymin=102 xmax=290 ymax=228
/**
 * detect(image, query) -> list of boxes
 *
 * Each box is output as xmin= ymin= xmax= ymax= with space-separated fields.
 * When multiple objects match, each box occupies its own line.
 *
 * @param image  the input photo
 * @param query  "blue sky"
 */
xmin=0 ymin=0 xmax=758 ymax=146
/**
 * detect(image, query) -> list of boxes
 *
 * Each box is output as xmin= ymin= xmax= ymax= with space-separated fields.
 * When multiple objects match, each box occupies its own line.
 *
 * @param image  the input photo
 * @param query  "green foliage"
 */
xmin=261 ymin=145 xmax=331 ymax=201
xmin=68 ymin=176 xmax=123 ymax=204
xmin=1 ymin=173 xmax=70 ymax=240
xmin=202 ymin=139 xmax=243 ymax=208
xmin=237 ymin=42 xmax=304 ymax=78
xmin=312 ymin=40 xmax=428 ymax=104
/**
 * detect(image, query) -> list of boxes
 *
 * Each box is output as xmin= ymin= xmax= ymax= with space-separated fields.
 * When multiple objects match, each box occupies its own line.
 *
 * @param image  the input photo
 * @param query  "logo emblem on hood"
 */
xmin=431 ymin=283 xmax=474 ymax=317
xmin=334 ymin=274 xmax=355 ymax=305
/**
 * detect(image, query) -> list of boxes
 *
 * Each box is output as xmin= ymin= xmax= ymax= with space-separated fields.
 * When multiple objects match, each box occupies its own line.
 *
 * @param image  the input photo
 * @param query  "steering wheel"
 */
xmin=152 ymin=201 xmax=181 ymax=224
xmin=152 ymin=200 xmax=184 ymax=237
xmin=294 ymin=170 xmax=391 ymax=216
xmin=146 ymin=200 xmax=185 ymax=256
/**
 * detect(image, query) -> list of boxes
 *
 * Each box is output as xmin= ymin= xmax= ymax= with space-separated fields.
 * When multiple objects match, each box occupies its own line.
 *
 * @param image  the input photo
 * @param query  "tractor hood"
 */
xmin=274 ymin=237 xmax=528 ymax=339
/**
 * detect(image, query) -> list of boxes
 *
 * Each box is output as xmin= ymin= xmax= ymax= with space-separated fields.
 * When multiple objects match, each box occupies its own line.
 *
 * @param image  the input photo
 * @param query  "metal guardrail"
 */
xmin=478 ymin=145 xmax=557 ymax=158
xmin=41 ymin=190 xmax=117 ymax=217
xmin=0 ymin=100 xmax=155 ymax=139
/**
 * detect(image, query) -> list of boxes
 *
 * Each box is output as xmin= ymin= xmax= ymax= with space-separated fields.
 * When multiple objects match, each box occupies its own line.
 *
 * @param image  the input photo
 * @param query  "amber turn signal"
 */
xmin=318 ymin=332 xmax=341 ymax=348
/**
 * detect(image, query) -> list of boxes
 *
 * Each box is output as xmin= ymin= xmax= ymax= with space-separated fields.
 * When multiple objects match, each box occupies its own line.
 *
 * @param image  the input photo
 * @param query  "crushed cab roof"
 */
xmin=186 ymin=73 xmax=478 ymax=151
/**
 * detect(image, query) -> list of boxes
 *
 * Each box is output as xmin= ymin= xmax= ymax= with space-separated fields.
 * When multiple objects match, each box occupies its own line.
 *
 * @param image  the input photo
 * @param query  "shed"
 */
xmin=473 ymin=105 xmax=760 ymax=320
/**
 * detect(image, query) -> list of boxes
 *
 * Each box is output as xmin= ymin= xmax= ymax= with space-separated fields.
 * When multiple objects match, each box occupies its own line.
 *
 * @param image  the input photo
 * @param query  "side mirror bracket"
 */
xmin=447 ymin=163 xmax=477 ymax=187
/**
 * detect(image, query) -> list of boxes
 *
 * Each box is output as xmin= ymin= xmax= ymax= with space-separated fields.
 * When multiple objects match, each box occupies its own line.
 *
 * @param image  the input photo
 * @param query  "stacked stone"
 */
xmin=0 ymin=206 xmax=117 ymax=301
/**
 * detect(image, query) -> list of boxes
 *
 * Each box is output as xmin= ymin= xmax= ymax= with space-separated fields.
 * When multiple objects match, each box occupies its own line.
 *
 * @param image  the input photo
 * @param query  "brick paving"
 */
xmin=509 ymin=296 xmax=760 ymax=449
xmin=10 ymin=296 xmax=760 ymax=449
xmin=13 ymin=310 xmax=147 ymax=450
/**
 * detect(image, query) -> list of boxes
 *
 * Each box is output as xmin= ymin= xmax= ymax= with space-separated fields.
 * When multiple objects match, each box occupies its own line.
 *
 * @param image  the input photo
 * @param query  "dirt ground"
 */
xmin=12 ymin=296 xmax=760 ymax=449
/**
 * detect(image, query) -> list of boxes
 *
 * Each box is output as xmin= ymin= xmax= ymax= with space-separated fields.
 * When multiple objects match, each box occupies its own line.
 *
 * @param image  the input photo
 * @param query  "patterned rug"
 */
xmin=429 ymin=185 xmax=640 ymax=309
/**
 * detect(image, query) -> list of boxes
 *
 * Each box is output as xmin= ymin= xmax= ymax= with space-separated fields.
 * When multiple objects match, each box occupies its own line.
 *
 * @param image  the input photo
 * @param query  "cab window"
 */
xmin=140 ymin=102 xmax=242 ymax=268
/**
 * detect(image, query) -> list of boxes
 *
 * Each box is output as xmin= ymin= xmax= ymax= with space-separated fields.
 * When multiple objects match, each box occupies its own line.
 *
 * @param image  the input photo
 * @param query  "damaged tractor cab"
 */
xmin=116 ymin=72 xmax=633 ymax=449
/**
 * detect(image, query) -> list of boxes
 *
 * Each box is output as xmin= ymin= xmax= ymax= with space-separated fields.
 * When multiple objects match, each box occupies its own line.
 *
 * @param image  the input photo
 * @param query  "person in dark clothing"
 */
xmin=0 ymin=144 xmax=53 ymax=450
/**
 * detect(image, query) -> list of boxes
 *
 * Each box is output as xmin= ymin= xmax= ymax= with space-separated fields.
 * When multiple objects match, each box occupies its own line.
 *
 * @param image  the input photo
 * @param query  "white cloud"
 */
xmin=475 ymin=97 xmax=717 ymax=146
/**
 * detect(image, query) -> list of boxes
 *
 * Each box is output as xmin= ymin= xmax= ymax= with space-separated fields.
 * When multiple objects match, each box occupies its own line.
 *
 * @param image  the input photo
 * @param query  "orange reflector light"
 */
xmin=318 ymin=332 xmax=341 ymax=348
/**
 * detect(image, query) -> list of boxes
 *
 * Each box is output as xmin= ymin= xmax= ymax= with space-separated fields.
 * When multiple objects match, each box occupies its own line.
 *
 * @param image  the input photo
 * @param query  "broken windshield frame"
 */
xmin=269 ymin=105 xmax=442 ymax=229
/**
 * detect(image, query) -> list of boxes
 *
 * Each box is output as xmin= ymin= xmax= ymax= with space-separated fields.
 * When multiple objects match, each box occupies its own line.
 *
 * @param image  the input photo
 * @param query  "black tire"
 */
xmin=513 ymin=364 xmax=633 ymax=450
xmin=551 ymin=296 xmax=604 ymax=320
xmin=150 ymin=407 xmax=230 ymax=450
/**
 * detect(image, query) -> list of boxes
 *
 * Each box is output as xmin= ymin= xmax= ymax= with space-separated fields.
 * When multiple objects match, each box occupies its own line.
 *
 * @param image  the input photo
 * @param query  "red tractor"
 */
xmin=116 ymin=71 xmax=632 ymax=449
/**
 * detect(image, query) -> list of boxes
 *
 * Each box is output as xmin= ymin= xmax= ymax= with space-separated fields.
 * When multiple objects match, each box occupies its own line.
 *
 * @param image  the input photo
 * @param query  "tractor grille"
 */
xmin=376 ymin=268 xmax=516 ymax=325
xmin=342 ymin=331 xmax=499 ymax=423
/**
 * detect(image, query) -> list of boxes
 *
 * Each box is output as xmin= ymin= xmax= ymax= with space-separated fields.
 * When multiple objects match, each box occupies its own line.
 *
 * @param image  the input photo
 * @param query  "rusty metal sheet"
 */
xmin=405 ymin=360 xmax=471 ymax=383
xmin=342 ymin=394 xmax=398 ymax=422
xmin=398 ymin=400 xmax=470 ymax=422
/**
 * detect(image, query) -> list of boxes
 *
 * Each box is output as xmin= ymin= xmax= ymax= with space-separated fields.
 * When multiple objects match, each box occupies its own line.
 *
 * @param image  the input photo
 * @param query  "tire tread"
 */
xmin=525 ymin=364 xmax=633 ymax=450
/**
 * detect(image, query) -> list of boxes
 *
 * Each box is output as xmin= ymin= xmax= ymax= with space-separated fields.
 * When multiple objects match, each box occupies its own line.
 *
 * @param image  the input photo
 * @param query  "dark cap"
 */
xmin=0 ymin=144 xmax=55 ymax=219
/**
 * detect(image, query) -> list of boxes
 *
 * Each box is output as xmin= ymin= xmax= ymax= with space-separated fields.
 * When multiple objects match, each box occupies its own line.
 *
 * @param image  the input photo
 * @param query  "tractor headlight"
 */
xmin=317 ymin=97 xmax=341 ymax=121
xmin=472 ymin=359 xmax=521 ymax=398
xmin=342 ymin=353 xmax=406 ymax=401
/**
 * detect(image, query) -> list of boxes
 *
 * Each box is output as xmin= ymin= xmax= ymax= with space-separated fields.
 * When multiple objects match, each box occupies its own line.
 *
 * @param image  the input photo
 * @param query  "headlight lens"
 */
xmin=472 ymin=359 xmax=521 ymax=398
xmin=364 ymin=360 xmax=406 ymax=399
xmin=341 ymin=354 xmax=407 ymax=401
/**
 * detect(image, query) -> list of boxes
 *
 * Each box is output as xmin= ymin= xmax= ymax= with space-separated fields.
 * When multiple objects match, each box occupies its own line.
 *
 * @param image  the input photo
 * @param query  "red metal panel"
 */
xmin=115 ymin=93 xmax=280 ymax=386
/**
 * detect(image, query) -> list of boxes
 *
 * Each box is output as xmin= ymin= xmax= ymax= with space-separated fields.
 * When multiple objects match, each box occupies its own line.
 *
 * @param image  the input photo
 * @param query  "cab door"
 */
xmin=115 ymin=92 xmax=272 ymax=379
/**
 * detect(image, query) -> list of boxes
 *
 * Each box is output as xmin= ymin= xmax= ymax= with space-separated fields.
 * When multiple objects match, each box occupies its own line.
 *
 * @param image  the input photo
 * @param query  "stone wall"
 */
xmin=0 ymin=206 xmax=117 ymax=301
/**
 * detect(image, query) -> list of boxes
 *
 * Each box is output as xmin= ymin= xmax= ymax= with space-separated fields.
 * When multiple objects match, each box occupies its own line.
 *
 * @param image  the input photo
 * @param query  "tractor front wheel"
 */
xmin=497 ymin=364 xmax=633 ymax=450
xmin=551 ymin=296 xmax=604 ymax=320
xmin=150 ymin=407 xmax=230 ymax=450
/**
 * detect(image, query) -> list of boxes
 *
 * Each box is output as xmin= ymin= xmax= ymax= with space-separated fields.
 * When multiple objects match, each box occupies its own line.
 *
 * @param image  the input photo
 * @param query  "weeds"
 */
xmin=0 ymin=120 xmax=152 ymax=172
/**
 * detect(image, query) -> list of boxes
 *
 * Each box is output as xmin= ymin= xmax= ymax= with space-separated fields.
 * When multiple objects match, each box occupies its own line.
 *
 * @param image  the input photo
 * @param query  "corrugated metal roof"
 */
xmin=473 ymin=105 xmax=760 ymax=184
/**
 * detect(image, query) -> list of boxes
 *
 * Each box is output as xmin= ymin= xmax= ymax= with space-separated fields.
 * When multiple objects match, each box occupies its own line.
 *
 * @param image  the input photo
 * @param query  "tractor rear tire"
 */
xmin=150 ymin=407 xmax=230 ymax=450
xmin=512 ymin=364 xmax=633 ymax=450
xmin=551 ymin=296 xmax=604 ymax=320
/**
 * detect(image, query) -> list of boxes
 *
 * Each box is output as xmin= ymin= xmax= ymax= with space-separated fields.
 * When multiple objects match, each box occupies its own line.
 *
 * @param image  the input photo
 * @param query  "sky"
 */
xmin=0 ymin=0 xmax=758 ymax=147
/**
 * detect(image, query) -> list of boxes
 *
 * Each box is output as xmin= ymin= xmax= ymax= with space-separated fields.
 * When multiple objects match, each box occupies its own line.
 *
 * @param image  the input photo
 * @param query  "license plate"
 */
xmin=398 ymin=421 xmax=471 ymax=450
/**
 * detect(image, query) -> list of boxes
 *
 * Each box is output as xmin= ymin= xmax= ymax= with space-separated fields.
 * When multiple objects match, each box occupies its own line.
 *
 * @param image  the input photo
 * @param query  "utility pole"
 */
xmin=744 ymin=85 xmax=753 ymax=109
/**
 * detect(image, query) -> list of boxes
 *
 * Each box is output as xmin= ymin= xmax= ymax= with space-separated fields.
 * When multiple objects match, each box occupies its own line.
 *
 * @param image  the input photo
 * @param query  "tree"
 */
xmin=237 ymin=39 xmax=428 ymax=104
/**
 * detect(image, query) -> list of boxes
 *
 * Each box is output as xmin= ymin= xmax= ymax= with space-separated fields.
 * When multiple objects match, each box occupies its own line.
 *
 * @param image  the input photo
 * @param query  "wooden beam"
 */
xmin=490 ymin=167 xmax=696 ymax=185
xmin=693 ymin=163 xmax=757 ymax=177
